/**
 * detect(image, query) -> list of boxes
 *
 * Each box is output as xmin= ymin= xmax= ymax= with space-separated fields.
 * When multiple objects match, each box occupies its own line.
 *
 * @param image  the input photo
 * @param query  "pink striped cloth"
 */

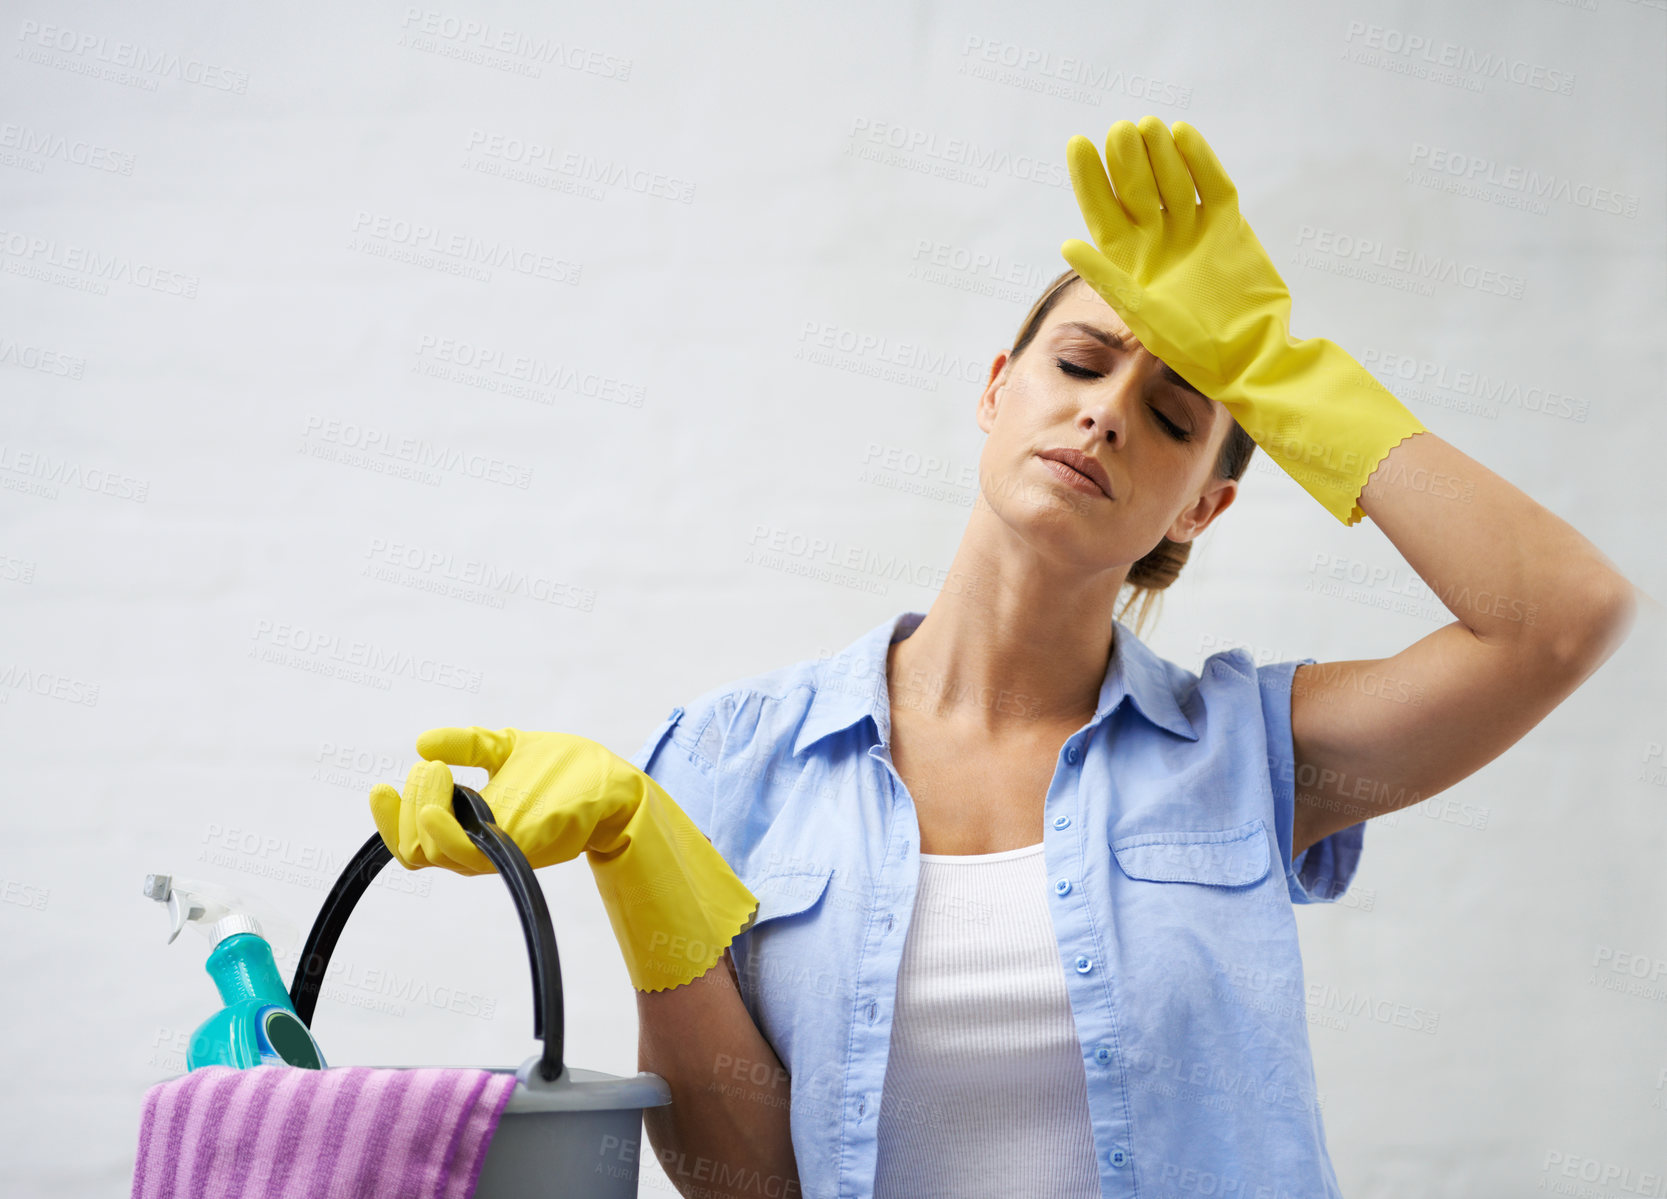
xmin=130 ymin=1065 xmax=518 ymax=1199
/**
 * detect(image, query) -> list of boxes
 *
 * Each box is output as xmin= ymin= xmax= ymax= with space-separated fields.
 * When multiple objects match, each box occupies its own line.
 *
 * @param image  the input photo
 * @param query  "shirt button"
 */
xmin=1094 ymin=1046 xmax=1112 ymax=1065
xmin=1074 ymin=955 xmax=1092 ymax=973
xmin=1109 ymin=1147 xmax=1129 ymax=1168
xmin=1052 ymin=814 xmax=1070 ymax=830
xmin=1065 ymin=746 xmax=1080 ymax=765
xmin=1054 ymin=877 xmax=1071 ymax=896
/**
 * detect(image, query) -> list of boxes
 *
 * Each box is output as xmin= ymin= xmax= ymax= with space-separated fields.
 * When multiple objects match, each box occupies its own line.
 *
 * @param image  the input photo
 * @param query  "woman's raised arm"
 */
xmin=1287 ymin=428 xmax=1638 ymax=858
xmin=1053 ymin=116 xmax=1639 ymax=857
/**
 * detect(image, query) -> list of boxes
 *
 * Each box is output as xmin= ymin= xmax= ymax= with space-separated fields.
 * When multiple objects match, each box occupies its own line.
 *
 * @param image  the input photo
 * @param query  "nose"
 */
xmin=1074 ymin=362 xmax=1152 ymax=447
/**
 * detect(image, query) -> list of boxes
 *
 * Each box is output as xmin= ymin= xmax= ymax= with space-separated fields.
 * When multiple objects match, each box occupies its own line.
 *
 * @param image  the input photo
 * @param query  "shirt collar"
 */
xmin=792 ymin=609 xmax=1199 ymax=758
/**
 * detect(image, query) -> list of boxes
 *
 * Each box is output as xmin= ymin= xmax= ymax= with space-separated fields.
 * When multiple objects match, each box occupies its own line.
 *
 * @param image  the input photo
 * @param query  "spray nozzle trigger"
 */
xmin=145 ymin=874 xmax=204 ymax=944
xmin=144 ymin=872 xmax=298 ymax=957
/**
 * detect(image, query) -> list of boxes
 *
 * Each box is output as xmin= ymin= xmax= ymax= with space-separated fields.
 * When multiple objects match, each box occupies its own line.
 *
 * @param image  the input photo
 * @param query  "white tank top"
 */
xmin=873 ymin=841 xmax=1102 ymax=1198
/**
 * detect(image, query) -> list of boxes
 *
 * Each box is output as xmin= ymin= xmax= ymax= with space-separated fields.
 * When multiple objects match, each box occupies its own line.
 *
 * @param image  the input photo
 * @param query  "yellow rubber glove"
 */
xmin=369 ymin=727 xmax=758 ymax=993
xmin=1059 ymin=116 xmax=1426 ymax=526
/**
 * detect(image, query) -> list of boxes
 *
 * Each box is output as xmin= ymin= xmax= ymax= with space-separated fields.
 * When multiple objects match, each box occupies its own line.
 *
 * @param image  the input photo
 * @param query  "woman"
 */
xmin=370 ymin=118 xmax=1638 ymax=1198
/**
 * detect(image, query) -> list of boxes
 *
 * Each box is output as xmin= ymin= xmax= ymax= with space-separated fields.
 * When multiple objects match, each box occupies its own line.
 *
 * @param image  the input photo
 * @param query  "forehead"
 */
xmin=1047 ymin=283 xmax=1138 ymax=343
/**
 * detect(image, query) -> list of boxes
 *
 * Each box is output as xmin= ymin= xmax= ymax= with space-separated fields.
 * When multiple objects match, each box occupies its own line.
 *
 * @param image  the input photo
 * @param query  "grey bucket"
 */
xmin=288 ymin=783 xmax=673 ymax=1197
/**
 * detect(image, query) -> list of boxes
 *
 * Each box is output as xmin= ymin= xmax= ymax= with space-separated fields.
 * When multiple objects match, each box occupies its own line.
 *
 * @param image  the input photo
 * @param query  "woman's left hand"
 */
xmin=1060 ymin=115 xmax=1293 ymax=401
xmin=1059 ymin=116 xmax=1427 ymax=527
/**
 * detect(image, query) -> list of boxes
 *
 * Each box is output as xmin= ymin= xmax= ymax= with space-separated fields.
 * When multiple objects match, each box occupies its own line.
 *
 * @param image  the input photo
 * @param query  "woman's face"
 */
xmin=974 ymin=280 xmax=1239 ymax=575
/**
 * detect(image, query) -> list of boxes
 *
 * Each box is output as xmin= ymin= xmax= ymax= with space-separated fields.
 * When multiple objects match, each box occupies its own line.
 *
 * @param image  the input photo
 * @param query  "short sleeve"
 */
xmin=1257 ymin=657 xmax=1365 ymax=905
xmin=628 ymin=701 xmax=724 ymax=839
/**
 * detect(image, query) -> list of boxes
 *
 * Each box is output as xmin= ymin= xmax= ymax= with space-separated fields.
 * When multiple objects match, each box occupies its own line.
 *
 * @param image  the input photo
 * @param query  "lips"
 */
xmin=1037 ymin=448 xmax=1112 ymax=498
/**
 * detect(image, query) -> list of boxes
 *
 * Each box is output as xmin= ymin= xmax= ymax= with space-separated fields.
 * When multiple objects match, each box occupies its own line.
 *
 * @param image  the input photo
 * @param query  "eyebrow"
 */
xmin=1052 ymin=321 xmax=1213 ymax=412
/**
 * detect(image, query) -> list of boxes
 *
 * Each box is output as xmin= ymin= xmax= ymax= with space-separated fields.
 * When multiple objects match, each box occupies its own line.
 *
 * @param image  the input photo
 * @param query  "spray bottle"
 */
xmin=144 ymin=872 xmax=328 ymax=1071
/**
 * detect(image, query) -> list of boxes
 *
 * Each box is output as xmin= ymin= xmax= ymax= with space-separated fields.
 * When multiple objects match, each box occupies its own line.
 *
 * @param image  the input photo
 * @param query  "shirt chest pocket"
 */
xmin=742 ymin=866 xmax=837 ymax=930
xmin=1106 ymin=817 xmax=1311 ymax=1053
xmin=731 ymin=866 xmax=848 ymax=1065
xmin=1110 ymin=817 xmax=1272 ymax=887
xmin=1106 ymin=816 xmax=1288 ymax=988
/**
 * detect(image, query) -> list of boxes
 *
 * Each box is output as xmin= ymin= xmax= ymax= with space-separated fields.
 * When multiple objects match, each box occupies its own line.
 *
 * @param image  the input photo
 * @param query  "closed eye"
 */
xmin=1053 ymin=357 xmax=1194 ymax=443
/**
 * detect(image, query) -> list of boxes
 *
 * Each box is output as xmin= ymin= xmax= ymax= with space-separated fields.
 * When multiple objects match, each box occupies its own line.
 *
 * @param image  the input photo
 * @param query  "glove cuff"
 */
xmin=1223 ymin=336 xmax=1428 ymax=527
xmin=587 ymin=780 xmax=759 ymax=993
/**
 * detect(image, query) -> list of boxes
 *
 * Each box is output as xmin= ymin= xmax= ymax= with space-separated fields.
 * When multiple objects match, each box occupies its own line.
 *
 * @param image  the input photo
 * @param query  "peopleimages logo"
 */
xmin=348 ymin=211 xmax=582 ymax=286
xmin=463 ymin=130 xmax=695 ymax=203
xmin=362 ymin=536 xmax=596 ymax=612
xmin=846 ymin=117 xmax=1069 ymax=189
xmin=299 ymin=416 xmax=532 ymax=490
xmin=1360 ymin=347 xmax=1591 ymax=424
xmin=1341 ymin=21 xmax=1576 ymax=95
xmin=0 ymin=443 xmax=148 ymax=502
xmin=956 ymin=36 xmax=1194 ymax=109
xmin=1293 ymin=225 xmax=1526 ymax=299
xmin=0 ymin=229 xmax=200 ymax=298
xmin=1408 ymin=143 xmax=1640 ymax=218
xmin=0 ymin=334 xmax=88 ymax=379
xmin=0 ymin=122 xmax=136 ymax=175
xmin=396 ymin=8 xmax=633 ymax=81
xmin=794 ymin=320 xmax=988 ymax=388
xmin=249 ymin=617 xmax=485 ymax=694
xmin=14 ymin=20 xmax=251 ymax=92
xmin=412 ymin=333 xmax=646 ymax=408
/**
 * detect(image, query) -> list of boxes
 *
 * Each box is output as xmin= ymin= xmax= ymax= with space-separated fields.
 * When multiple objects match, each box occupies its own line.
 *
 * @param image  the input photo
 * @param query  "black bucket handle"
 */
xmin=286 ymin=784 xmax=564 ymax=1083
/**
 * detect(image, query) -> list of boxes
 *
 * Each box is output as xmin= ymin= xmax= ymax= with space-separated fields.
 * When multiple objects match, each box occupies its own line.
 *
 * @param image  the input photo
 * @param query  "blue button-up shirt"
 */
xmin=630 ymin=610 xmax=1364 ymax=1199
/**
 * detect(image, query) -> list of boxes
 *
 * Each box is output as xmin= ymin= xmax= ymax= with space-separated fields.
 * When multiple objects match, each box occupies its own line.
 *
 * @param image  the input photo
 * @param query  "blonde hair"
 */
xmin=1007 ymin=267 xmax=1257 ymax=639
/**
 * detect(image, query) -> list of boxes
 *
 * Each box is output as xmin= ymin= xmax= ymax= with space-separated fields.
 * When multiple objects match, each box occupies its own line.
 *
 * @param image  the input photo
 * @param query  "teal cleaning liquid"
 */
xmin=145 ymin=874 xmax=328 ymax=1071
xmin=191 ymin=928 xmax=326 ymax=1069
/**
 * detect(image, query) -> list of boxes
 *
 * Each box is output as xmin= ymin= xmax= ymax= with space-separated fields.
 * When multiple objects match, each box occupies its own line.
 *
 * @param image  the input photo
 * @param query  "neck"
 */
xmin=887 ymin=511 xmax=1127 ymax=737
